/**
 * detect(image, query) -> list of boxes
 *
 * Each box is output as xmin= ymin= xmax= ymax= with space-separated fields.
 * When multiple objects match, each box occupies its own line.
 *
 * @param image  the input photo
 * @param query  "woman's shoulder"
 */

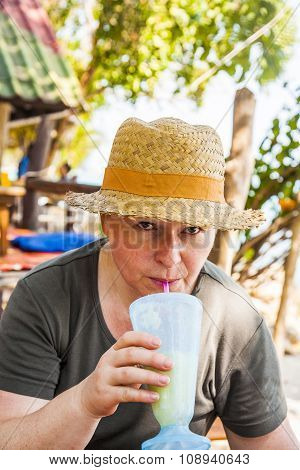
xmin=22 ymin=238 xmax=103 ymax=285
xmin=196 ymin=261 xmax=268 ymax=398
xmin=198 ymin=260 xmax=263 ymax=349
xmin=200 ymin=260 xmax=258 ymax=312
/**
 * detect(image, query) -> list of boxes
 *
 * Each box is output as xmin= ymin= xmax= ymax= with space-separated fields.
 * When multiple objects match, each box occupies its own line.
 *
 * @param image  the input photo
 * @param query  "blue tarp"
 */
xmin=11 ymin=232 xmax=98 ymax=252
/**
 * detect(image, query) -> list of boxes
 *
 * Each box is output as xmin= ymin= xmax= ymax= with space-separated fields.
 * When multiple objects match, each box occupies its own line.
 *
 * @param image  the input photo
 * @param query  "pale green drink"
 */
xmin=148 ymin=351 xmax=199 ymax=427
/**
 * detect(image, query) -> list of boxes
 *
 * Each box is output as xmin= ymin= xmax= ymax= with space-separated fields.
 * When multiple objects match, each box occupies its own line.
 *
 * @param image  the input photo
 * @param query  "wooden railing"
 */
xmin=25 ymin=177 xmax=100 ymax=195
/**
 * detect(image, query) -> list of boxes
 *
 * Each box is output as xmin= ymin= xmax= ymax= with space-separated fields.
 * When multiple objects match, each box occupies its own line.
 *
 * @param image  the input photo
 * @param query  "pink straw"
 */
xmin=162 ymin=281 xmax=169 ymax=293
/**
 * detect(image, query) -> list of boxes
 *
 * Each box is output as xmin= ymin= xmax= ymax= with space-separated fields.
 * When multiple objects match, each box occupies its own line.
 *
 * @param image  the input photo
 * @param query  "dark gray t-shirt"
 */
xmin=0 ymin=238 xmax=287 ymax=449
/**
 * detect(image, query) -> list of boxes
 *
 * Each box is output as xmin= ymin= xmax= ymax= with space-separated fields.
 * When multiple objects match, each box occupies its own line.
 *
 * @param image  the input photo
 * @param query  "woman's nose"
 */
xmin=154 ymin=237 xmax=182 ymax=268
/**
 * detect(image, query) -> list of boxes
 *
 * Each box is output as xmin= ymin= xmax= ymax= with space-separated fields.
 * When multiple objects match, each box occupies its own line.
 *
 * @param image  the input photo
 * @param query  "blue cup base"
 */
xmin=141 ymin=425 xmax=211 ymax=450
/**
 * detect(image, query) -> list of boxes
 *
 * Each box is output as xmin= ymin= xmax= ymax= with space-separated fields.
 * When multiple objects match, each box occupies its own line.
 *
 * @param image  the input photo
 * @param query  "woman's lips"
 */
xmin=150 ymin=278 xmax=179 ymax=286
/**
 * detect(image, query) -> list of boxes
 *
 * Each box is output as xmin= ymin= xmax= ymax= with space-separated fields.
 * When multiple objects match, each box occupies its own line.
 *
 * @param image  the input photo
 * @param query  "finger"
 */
xmin=113 ymin=330 xmax=161 ymax=351
xmin=132 ymin=383 xmax=142 ymax=390
xmin=111 ymin=366 xmax=171 ymax=387
xmin=116 ymin=386 xmax=160 ymax=404
xmin=113 ymin=347 xmax=173 ymax=370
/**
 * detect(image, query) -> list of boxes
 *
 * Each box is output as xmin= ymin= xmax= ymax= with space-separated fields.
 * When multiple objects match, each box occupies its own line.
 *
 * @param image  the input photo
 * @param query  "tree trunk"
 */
xmin=0 ymin=102 xmax=12 ymax=173
xmin=209 ymin=88 xmax=256 ymax=274
xmin=21 ymin=115 xmax=55 ymax=230
xmin=273 ymin=212 xmax=300 ymax=357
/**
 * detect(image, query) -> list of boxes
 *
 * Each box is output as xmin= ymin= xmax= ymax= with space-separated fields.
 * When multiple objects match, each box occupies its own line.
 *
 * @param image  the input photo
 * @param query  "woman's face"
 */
xmin=101 ymin=214 xmax=216 ymax=296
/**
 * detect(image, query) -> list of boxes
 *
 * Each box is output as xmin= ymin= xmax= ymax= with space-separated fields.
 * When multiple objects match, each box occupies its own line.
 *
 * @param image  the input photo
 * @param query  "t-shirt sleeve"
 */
xmin=214 ymin=319 xmax=287 ymax=438
xmin=0 ymin=278 xmax=61 ymax=400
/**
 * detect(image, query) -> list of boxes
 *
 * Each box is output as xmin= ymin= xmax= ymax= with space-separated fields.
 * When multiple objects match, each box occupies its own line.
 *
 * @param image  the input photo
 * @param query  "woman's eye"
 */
xmin=183 ymin=226 xmax=203 ymax=234
xmin=137 ymin=221 xmax=156 ymax=231
xmin=135 ymin=222 xmax=203 ymax=234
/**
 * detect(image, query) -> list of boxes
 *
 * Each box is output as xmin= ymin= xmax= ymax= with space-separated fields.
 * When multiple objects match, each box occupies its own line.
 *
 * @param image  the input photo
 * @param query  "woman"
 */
xmin=0 ymin=117 xmax=298 ymax=449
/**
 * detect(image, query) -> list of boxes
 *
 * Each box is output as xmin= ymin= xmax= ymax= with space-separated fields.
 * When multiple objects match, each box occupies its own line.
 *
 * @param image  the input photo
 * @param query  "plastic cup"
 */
xmin=129 ymin=292 xmax=211 ymax=450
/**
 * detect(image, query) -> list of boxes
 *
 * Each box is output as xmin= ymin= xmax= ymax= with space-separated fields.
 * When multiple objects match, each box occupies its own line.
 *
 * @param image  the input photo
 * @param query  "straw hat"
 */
xmin=65 ymin=117 xmax=265 ymax=231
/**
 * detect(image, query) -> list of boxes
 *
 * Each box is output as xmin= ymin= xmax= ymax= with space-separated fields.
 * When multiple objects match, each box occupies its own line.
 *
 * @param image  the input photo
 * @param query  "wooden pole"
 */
xmin=21 ymin=115 xmax=55 ymax=230
xmin=45 ymin=115 xmax=70 ymax=168
xmin=209 ymin=88 xmax=256 ymax=273
xmin=0 ymin=102 xmax=12 ymax=173
xmin=273 ymin=212 xmax=300 ymax=356
xmin=0 ymin=205 xmax=9 ymax=255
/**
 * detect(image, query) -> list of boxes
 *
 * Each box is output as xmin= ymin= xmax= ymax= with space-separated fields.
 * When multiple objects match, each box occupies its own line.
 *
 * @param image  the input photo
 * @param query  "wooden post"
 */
xmin=0 ymin=205 xmax=9 ymax=255
xmin=45 ymin=115 xmax=70 ymax=168
xmin=208 ymin=88 xmax=256 ymax=274
xmin=273 ymin=212 xmax=300 ymax=356
xmin=0 ymin=102 xmax=12 ymax=172
xmin=21 ymin=115 xmax=55 ymax=230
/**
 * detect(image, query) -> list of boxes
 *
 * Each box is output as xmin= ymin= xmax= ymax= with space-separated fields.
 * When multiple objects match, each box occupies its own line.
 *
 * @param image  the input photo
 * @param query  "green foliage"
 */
xmin=243 ymin=247 xmax=255 ymax=261
xmin=246 ymin=85 xmax=300 ymax=213
xmin=41 ymin=0 xmax=79 ymax=31
xmin=42 ymin=0 xmax=296 ymax=106
xmin=57 ymin=114 xmax=99 ymax=168
xmin=8 ymin=125 xmax=37 ymax=155
xmin=38 ymin=1 xmax=297 ymax=170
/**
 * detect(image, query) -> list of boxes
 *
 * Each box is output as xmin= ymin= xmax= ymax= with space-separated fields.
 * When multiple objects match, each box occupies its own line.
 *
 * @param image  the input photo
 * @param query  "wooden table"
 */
xmin=0 ymin=186 xmax=26 ymax=255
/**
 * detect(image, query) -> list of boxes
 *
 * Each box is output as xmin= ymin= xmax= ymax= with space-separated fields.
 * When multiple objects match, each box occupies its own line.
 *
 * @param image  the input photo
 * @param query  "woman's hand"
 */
xmin=77 ymin=331 xmax=173 ymax=419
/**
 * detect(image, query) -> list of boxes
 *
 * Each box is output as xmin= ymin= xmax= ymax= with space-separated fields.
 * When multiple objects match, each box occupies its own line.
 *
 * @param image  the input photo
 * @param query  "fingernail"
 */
xmin=164 ymin=358 xmax=173 ymax=368
xmin=150 ymin=393 xmax=160 ymax=401
xmin=159 ymin=375 xmax=170 ymax=385
xmin=151 ymin=337 xmax=161 ymax=347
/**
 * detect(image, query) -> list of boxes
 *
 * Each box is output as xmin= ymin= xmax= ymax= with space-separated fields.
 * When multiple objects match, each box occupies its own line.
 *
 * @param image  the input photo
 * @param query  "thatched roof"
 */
xmin=0 ymin=0 xmax=82 ymax=117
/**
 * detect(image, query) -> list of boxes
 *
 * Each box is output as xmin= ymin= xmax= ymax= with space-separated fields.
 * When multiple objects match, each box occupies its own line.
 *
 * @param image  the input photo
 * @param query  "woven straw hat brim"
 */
xmin=65 ymin=189 xmax=266 ymax=231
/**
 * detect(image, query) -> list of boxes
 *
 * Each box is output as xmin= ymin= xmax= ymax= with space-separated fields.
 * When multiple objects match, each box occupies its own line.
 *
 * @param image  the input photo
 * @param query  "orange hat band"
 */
xmin=102 ymin=167 xmax=225 ymax=203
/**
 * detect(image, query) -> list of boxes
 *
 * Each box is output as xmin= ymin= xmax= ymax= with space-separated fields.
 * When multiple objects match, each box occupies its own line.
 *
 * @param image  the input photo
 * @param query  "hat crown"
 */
xmin=108 ymin=117 xmax=225 ymax=181
xmin=66 ymin=116 xmax=266 ymax=230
